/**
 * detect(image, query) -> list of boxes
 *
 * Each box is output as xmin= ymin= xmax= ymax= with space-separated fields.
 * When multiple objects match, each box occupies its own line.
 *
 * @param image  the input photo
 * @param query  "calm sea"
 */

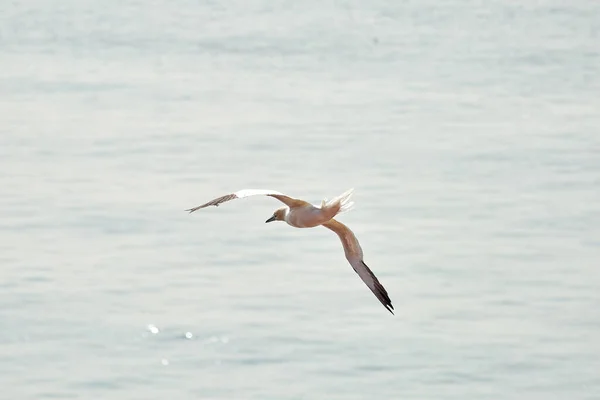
xmin=1 ymin=1 xmax=599 ymax=399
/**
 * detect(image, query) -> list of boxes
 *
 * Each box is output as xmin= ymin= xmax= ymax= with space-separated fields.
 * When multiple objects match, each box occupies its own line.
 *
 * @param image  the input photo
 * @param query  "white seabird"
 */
xmin=186 ymin=188 xmax=394 ymax=314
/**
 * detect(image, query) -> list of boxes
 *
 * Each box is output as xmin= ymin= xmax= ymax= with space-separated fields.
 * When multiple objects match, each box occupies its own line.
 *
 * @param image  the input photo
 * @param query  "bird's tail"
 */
xmin=321 ymin=188 xmax=355 ymax=216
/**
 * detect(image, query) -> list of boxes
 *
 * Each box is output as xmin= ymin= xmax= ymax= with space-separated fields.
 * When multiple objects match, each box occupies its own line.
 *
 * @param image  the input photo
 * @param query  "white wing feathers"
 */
xmin=234 ymin=189 xmax=286 ymax=198
xmin=186 ymin=189 xmax=303 ymax=213
xmin=322 ymin=219 xmax=394 ymax=314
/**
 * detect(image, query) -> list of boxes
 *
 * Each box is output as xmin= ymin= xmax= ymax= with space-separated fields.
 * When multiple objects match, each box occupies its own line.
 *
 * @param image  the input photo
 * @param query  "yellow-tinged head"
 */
xmin=265 ymin=207 xmax=287 ymax=223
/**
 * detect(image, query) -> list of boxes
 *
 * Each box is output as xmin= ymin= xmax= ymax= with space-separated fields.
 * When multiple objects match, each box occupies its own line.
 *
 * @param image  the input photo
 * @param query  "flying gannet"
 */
xmin=186 ymin=188 xmax=394 ymax=314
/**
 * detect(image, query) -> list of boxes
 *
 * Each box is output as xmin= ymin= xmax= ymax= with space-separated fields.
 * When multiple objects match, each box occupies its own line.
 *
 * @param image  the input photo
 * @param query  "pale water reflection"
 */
xmin=1 ymin=0 xmax=599 ymax=399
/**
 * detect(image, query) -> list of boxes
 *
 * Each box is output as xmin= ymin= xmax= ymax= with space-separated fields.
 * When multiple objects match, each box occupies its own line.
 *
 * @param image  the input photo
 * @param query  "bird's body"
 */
xmin=186 ymin=188 xmax=394 ymax=314
xmin=281 ymin=201 xmax=345 ymax=228
xmin=282 ymin=205 xmax=322 ymax=228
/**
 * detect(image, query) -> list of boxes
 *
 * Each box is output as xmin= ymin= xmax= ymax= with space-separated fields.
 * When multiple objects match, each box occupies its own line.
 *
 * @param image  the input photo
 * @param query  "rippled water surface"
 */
xmin=1 ymin=1 xmax=599 ymax=399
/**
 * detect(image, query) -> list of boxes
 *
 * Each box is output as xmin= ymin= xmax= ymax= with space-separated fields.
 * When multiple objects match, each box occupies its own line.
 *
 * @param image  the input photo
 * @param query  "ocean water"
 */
xmin=1 ymin=0 xmax=599 ymax=399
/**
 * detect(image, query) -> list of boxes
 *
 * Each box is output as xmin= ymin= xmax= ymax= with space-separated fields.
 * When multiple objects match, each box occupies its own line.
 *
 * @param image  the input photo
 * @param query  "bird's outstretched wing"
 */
xmin=322 ymin=219 xmax=394 ymax=314
xmin=186 ymin=189 xmax=308 ymax=213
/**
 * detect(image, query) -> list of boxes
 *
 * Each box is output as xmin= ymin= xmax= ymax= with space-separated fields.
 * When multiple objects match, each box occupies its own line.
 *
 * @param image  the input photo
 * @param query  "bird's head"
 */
xmin=265 ymin=207 xmax=288 ymax=223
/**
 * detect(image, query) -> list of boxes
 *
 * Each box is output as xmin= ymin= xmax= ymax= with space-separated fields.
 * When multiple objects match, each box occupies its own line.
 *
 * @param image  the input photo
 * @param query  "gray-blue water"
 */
xmin=1 ymin=1 xmax=599 ymax=399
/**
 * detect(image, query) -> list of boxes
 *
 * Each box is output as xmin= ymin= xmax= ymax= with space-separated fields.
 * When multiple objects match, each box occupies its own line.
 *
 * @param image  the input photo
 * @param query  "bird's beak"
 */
xmin=265 ymin=215 xmax=277 ymax=223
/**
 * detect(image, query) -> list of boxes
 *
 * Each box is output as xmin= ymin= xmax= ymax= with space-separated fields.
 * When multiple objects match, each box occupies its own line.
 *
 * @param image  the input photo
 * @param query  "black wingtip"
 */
xmin=360 ymin=260 xmax=394 ymax=315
